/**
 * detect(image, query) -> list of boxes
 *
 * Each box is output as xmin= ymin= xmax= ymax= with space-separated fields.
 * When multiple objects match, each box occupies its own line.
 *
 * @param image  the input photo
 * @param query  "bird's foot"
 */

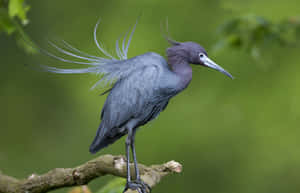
xmin=135 ymin=179 xmax=151 ymax=192
xmin=123 ymin=180 xmax=151 ymax=193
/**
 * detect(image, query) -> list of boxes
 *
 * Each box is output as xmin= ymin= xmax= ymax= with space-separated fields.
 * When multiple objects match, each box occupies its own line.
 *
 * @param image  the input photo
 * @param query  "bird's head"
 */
xmin=166 ymin=40 xmax=233 ymax=79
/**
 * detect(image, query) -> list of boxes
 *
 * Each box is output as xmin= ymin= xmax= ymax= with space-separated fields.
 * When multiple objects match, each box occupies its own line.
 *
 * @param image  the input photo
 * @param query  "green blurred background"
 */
xmin=1 ymin=0 xmax=300 ymax=193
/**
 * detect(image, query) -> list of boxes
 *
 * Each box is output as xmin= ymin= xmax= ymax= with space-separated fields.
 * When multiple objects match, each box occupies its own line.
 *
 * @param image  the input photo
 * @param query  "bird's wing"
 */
xmin=89 ymin=61 xmax=177 ymax=152
xmin=99 ymin=63 xmax=177 ymax=134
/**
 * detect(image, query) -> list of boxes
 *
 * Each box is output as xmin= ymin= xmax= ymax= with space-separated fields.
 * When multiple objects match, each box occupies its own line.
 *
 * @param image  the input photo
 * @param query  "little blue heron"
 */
xmin=36 ymin=19 xmax=233 ymax=193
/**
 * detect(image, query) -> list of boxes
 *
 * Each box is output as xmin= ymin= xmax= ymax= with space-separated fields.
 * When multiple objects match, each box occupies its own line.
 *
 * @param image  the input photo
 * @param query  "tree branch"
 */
xmin=0 ymin=154 xmax=182 ymax=193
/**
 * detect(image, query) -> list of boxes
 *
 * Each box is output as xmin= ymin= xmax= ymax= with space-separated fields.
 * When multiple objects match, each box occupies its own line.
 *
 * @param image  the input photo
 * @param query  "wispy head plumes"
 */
xmin=160 ymin=17 xmax=180 ymax=46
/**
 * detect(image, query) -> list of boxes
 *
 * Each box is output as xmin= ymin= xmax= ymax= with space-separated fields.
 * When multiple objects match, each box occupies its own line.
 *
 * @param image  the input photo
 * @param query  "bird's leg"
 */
xmin=131 ymin=129 xmax=140 ymax=180
xmin=124 ymin=128 xmax=142 ymax=193
xmin=123 ymin=127 xmax=149 ymax=193
xmin=130 ymin=129 xmax=151 ymax=192
xmin=125 ymin=132 xmax=131 ymax=183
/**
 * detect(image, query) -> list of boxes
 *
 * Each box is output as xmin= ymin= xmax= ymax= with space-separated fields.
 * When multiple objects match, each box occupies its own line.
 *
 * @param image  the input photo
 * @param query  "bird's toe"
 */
xmin=123 ymin=181 xmax=150 ymax=193
xmin=134 ymin=179 xmax=151 ymax=192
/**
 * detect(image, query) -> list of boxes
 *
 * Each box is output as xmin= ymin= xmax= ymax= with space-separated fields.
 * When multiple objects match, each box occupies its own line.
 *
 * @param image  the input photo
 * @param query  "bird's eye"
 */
xmin=199 ymin=53 xmax=205 ymax=58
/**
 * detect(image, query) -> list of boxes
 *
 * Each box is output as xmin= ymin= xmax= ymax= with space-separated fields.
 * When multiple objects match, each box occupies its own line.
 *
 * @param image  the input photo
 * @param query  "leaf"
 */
xmin=213 ymin=14 xmax=300 ymax=59
xmin=8 ymin=0 xmax=30 ymax=25
xmin=217 ymin=18 xmax=240 ymax=35
xmin=0 ymin=8 xmax=16 ymax=34
xmin=96 ymin=178 xmax=126 ymax=193
xmin=68 ymin=186 xmax=92 ymax=193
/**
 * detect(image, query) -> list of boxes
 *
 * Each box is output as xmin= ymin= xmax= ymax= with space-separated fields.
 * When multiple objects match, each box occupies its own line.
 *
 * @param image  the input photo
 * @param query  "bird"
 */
xmin=34 ymin=19 xmax=233 ymax=193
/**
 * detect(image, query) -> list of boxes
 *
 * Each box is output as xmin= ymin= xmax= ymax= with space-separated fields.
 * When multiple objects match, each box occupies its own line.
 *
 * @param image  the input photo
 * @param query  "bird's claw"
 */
xmin=123 ymin=180 xmax=151 ymax=193
xmin=135 ymin=179 xmax=151 ymax=192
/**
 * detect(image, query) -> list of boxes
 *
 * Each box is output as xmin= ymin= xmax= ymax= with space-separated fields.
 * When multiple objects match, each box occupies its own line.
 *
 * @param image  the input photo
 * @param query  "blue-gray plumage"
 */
xmin=36 ymin=19 xmax=233 ymax=193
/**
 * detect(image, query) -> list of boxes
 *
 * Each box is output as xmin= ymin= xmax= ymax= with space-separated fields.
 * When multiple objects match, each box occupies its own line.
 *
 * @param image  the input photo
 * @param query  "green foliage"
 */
xmin=95 ymin=178 xmax=126 ymax=193
xmin=0 ymin=8 xmax=15 ymax=34
xmin=8 ymin=0 xmax=30 ymax=25
xmin=68 ymin=186 xmax=92 ymax=193
xmin=0 ymin=0 xmax=35 ymax=53
xmin=213 ymin=14 xmax=300 ymax=59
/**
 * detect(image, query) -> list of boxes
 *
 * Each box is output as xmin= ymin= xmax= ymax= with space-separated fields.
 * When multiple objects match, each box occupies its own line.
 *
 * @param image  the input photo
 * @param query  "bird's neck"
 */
xmin=168 ymin=56 xmax=192 ymax=90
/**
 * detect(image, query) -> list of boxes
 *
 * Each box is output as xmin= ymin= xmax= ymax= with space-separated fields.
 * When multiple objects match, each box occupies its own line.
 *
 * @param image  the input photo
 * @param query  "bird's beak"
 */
xmin=201 ymin=55 xmax=234 ymax=79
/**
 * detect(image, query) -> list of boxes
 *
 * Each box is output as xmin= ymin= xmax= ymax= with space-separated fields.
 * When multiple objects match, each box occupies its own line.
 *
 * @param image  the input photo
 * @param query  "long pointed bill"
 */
xmin=201 ymin=55 xmax=234 ymax=79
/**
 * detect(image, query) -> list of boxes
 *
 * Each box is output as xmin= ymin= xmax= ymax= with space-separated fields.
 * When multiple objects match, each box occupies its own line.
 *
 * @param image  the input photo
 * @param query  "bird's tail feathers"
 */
xmin=89 ymin=123 xmax=107 ymax=154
